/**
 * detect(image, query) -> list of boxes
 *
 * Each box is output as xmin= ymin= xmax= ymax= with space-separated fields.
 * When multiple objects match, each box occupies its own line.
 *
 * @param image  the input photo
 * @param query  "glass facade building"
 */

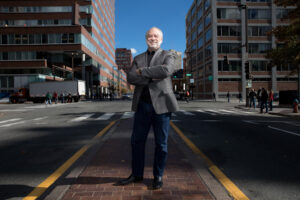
xmin=185 ymin=0 xmax=297 ymax=100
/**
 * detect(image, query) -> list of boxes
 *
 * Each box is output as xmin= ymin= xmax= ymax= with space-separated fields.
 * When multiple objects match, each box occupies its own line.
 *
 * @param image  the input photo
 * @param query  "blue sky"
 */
xmin=115 ymin=0 xmax=193 ymax=56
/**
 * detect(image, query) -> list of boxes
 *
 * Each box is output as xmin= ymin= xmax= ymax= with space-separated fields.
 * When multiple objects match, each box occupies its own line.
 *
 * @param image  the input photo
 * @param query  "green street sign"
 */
xmin=208 ymin=75 xmax=213 ymax=81
xmin=186 ymin=74 xmax=192 ymax=77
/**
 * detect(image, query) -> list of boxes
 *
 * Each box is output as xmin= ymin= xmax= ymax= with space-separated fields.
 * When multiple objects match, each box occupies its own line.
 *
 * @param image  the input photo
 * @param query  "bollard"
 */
xmin=293 ymin=99 xmax=299 ymax=113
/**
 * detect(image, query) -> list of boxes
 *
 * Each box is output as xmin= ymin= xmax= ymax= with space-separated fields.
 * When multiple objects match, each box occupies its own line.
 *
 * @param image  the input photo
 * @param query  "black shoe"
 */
xmin=152 ymin=176 xmax=163 ymax=190
xmin=115 ymin=175 xmax=143 ymax=186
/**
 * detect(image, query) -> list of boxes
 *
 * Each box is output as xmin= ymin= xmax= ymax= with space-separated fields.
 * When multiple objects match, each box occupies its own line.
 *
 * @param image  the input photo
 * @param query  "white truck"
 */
xmin=10 ymin=80 xmax=86 ymax=103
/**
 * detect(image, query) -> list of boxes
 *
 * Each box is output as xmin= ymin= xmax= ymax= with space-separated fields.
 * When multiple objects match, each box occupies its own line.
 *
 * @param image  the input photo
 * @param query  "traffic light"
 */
xmin=245 ymin=61 xmax=250 ymax=79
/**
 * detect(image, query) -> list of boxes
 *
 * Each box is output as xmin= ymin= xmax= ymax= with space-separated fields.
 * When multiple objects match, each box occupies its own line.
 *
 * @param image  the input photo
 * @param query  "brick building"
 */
xmin=185 ymin=0 xmax=297 ymax=100
xmin=0 ymin=0 xmax=126 ymax=98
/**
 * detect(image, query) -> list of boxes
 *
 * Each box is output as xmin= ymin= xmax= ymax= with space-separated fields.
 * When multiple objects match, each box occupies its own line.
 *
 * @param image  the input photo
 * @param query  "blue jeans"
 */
xmin=250 ymin=98 xmax=256 ymax=108
xmin=131 ymin=101 xmax=171 ymax=177
xmin=260 ymin=101 xmax=268 ymax=113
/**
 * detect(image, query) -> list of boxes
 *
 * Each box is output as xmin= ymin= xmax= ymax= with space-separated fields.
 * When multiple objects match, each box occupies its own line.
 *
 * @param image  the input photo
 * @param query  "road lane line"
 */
xmin=69 ymin=114 xmax=94 ymax=122
xmin=96 ymin=112 xmax=115 ymax=120
xmin=268 ymin=126 xmax=300 ymax=137
xmin=33 ymin=117 xmax=48 ymax=121
xmin=170 ymin=121 xmax=249 ymax=200
xmin=0 ymin=118 xmax=22 ymax=124
xmin=23 ymin=120 xmax=116 ymax=200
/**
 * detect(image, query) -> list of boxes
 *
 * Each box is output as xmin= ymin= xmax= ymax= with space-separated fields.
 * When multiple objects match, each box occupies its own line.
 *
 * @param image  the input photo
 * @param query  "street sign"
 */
xmin=208 ymin=75 xmax=213 ymax=81
xmin=246 ymin=80 xmax=252 ymax=88
xmin=186 ymin=74 xmax=192 ymax=77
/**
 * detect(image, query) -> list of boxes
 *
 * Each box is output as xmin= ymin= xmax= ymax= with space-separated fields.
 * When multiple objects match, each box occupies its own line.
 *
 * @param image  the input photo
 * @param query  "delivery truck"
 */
xmin=9 ymin=80 xmax=86 ymax=103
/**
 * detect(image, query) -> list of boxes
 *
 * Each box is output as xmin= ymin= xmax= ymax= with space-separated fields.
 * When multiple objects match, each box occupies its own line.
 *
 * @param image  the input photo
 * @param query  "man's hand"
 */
xmin=136 ymin=68 xmax=142 ymax=75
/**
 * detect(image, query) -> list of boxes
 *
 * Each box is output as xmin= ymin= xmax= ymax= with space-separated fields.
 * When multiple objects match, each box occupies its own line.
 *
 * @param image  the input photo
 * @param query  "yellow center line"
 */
xmin=23 ymin=120 xmax=116 ymax=200
xmin=170 ymin=121 xmax=249 ymax=200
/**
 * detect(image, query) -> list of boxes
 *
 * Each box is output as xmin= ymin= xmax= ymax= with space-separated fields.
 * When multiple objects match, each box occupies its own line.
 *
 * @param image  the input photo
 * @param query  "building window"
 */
xmin=276 ymin=9 xmax=292 ymax=19
xmin=217 ymin=26 xmax=241 ymax=36
xmin=248 ymin=26 xmax=272 ymax=36
xmin=197 ymin=7 xmax=203 ymax=20
xmin=218 ymin=60 xmax=242 ymax=71
xmin=248 ymin=9 xmax=271 ymax=19
xmin=198 ymin=23 xmax=204 ymax=34
xmin=192 ymin=17 xmax=196 ymax=28
xmin=191 ymin=5 xmax=196 ymax=16
xmin=198 ymin=36 xmax=204 ymax=48
xmin=197 ymin=0 xmax=202 ymax=6
xmin=248 ymin=43 xmax=272 ymax=54
xmin=250 ymin=60 xmax=270 ymax=71
xmin=218 ymin=43 xmax=241 ymax=54
xmin=205 ymin=29 xmax=212 ymax=42
xmin=217 ymin=8 xmax=240 ymax=19
xmin=205 ymin=44 xmax=212 ymax=58
xmin=197 ymin=50 xmax=203 ymax=62
xmin=204 ymin=13 xmax=211 ymax=27
xmin=204 ymin=0 xmax=210 ymax=11
xmin=192 ymin=31 xmax=196 ymax=41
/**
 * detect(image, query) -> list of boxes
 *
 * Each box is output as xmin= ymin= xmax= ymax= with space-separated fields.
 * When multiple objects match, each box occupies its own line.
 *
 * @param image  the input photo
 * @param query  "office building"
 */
xmin=185 ymin=0 xmax=296 ymax=100
xmin=0 ymin=0 xmax=126 ymax=98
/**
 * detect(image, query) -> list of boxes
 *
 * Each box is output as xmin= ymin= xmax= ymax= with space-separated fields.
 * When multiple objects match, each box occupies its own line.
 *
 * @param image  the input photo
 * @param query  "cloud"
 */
xmin=130 ymin=48 xmax=137 ymax=55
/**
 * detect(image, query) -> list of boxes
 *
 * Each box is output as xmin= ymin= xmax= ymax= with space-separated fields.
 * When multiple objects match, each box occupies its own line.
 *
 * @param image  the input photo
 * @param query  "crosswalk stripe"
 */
xmin=203 ymin=109 xmax=217 ymax=115
xmin=96 ymin=113 xmax=115 ymax=120
xmin=69 ymin=114 xmax=94 ymax=122
xmin=0 ymin=118 xmax=23 ymax=124
xmin=219 ymin=109 xmax=235 ymax=113
xmin=0 ymin=121 xmax=25 ymax=128
xmin=121 ymin=112 xmax=134 ymax=119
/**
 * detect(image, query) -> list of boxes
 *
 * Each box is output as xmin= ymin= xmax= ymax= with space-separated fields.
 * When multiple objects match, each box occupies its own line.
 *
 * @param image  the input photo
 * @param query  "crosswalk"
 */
xmin=0 ymin=109 xmax=255 ymax=129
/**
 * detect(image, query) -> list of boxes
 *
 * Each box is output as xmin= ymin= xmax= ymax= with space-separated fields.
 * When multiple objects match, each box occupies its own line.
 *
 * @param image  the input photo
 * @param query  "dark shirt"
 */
xmin=140 ymin=50 xmax=155 ymax=104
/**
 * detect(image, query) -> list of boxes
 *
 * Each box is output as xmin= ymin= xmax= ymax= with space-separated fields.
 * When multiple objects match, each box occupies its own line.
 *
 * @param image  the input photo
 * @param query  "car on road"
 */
xmin=122 ymin=93 xmax=133 ymax=100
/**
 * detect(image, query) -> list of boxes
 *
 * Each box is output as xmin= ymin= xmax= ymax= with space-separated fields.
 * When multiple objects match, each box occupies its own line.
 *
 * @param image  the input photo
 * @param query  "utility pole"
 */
xmin=239 ymin=1 xmax=249 ymax=106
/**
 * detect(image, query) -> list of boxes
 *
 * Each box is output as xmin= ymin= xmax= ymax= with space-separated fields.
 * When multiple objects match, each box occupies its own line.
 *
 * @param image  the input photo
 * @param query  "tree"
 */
xmin=266 ymin=0 xmax=300 ymax=98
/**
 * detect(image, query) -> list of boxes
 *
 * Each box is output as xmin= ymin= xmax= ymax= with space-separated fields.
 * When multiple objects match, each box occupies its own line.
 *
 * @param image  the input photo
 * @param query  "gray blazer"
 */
xmin=127 ymin=48 xmax=179 ymax=114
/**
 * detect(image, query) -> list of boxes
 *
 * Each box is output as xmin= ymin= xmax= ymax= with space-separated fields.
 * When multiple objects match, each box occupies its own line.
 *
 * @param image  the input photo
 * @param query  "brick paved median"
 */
xmin=61 ymin=119 xmax=215 ymax=200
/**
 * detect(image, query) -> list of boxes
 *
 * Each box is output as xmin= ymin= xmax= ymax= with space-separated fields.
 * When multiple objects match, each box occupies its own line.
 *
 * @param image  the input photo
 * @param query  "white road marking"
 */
xmin=0 ymin=121 xmax=26 ymax=128
xmin=243 ymin=120 xmax=259 ymax=125
xmin=121 ymin=112 xmax=134 ymax=119
xmin=179 ymin=110 xmax=195 ymax=116
xmin=33 ymin=117 xmax=48 ymax=121
xmin=219 ymin=109 xmax=235 ymax=113
xmin=268 ymin=126 xmax=300 ymax=137
xmin=96 ymin=113 xmax=115 ymax=120
xmin=0 ymin=109 xmax=29 ymax=112
xmin=204 ymin=109 xmax=217 ymax=116
xmin=0 ymin=118 xmax=23 ymax=124
xmin=69 ymin=114 xmax=94 ymax=122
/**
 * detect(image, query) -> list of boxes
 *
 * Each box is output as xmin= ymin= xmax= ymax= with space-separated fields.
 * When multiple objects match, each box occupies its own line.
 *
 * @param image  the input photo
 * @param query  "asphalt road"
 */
xmin=0 ymin=100 xmax=300 ymax=200
xmin=174 ymin=101 xmax=300 ymax=200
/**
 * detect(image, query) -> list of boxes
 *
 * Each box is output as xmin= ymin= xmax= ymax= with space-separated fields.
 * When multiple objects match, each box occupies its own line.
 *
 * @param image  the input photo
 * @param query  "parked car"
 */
xmin=122 ymin=93 xmax=133 ymax=100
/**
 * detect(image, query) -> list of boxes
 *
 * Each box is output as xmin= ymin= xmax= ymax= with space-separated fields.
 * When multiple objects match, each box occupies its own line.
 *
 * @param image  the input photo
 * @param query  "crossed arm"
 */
xmin=127 ymin=53 xmax=176 ymax=86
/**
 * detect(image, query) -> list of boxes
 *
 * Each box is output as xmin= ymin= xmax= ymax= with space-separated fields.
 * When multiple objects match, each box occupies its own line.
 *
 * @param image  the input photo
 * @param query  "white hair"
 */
xmin=145 ymin=27 xmax=163 ymax=39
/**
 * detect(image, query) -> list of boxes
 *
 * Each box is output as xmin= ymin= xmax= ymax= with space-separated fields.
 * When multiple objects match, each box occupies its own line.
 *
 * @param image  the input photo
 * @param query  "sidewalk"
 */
xmin=44 ymin=118 xmax=231 ymax=200
xmin=235 ymin=104 xmax=300 ymax=119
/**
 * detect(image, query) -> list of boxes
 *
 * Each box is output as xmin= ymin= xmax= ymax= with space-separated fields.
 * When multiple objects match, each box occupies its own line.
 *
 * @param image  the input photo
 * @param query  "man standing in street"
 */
xmin=116 ymin=27 xmax=179 ymax=190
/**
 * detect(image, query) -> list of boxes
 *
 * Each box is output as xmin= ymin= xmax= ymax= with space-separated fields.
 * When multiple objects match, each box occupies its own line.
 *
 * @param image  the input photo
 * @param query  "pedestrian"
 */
xmin=185 ymin=90 xmax=190 ymax=103
xmin=60 ymin=91 xmax=65 ymax=103
xmin=260 ymin=88 xmax=268 ymax=113
xmin=269 ymin=89 xmax=274 ymax=111
xmin=53 ymin=91 xmax=58 ymax=104
xmin=213 ymin=92 xmax=216 ymax=102
xmin=115 ymin=27 xmax=179 ymax=190
xmin=227 ymin=91 xmax=230 ymax=102
xmin=249 ymin=88 xmax=257 ymax=109
xmin=45 ymin=91 xmax=52 ymax=105
xmin=257 ymin=87 xmax=262 ymax=107
xmin=238 ymin=93 xmax=242 ymax=103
